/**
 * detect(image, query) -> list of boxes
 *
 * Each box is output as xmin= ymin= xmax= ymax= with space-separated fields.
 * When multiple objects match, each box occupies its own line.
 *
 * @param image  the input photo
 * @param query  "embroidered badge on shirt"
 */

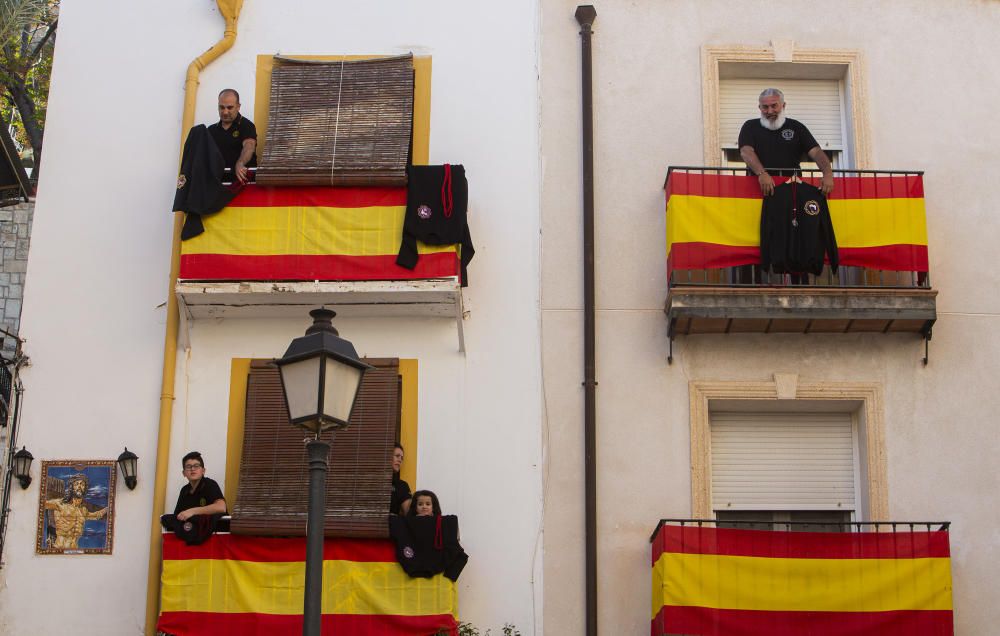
xmin=403 ymin=546 xmax=415 ymax=559
xmin=176 ymin=174 xmax=187 ymax=189
xmin=804 ymin=200 xmax=820 ymax=215
xmin=232 ymin=130 xmax=240 ymax=137
xmin=417 ymin=204 xmax=433 ymax=219
xmin=781 ymin=129 xmax=795 ymax=140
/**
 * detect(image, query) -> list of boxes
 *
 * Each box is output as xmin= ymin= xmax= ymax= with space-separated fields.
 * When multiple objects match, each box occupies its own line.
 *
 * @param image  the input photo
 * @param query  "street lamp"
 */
xmin=11 ymin=446 xmax=32 ymax=489
xmin=274 ymin=308 xmax=373 ymax=636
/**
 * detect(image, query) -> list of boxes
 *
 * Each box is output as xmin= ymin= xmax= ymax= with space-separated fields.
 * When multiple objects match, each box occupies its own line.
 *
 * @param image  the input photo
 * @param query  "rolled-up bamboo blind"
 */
xmin=230 ymin=358 xmax=401 ymax=538
xmin=256 ymin=54 xmax=414 ymax=186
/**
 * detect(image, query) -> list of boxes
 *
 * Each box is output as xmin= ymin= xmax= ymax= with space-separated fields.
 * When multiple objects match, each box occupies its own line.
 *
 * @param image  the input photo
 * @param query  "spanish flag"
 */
xmin=158 ymin=534 xmax=459 ymax=635
xmin=651 ymin=524 xmax=953 ymax=635
xmin=665 ymin=171 xmax=928 ymax=276
xmin=179 ymin=185 xmax=461 ymax=281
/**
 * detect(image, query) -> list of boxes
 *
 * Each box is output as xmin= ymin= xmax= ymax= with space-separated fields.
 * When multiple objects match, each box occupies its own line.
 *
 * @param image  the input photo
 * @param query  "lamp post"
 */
xmin=274 ymin=308 xmax=373 ymax=636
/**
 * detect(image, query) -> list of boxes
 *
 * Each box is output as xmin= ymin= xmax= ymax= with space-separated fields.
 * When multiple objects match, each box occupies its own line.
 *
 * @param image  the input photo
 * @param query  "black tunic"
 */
xmin=760 ymin=181 xmax=838 ymax=276
xmin=389 ymin=514 xmax=469 ymax=582
xmin=173 ymin=125 xmax=236 ymax=240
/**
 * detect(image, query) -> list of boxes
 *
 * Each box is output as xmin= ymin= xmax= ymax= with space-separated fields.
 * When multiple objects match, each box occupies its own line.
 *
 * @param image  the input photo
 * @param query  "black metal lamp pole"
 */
xmin=303 ymin=436 xmax=330 ymax=636
xmin=274 ymin=308 xmax=373 ymax=636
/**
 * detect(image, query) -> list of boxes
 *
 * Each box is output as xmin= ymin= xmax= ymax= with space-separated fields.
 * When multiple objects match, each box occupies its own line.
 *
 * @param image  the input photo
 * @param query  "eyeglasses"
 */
xmin=183 ymin=464 xmax=203 ymax=471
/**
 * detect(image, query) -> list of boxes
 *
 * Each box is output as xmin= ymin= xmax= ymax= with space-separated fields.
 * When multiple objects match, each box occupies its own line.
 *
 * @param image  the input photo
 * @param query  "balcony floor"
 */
xmin=666 ymin=286 xmax=937 ymax=337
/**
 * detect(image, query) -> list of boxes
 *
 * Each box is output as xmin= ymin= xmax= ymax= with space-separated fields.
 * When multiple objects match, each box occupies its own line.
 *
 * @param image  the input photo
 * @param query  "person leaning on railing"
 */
xmin=209 ymin=88 xmax=257 ymax=184
xmin=739 ymin=87 xmax=835 ymax=197
xmin=160 ymin=451 xmax=227 ymax=545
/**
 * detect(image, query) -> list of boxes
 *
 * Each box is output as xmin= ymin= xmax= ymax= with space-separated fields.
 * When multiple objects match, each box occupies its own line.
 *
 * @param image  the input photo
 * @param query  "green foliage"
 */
xmin=0 ymin=0 xmax=57 ymax=160
xmin=443 ymin=622 xmax=521 ymax=636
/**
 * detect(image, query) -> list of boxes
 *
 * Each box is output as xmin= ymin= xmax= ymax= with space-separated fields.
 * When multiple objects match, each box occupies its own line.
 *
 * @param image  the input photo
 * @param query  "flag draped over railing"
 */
xmin=651 ymin=523 xmax=953 ymax=636
xmin=665 ymin=170 xmax=929 ymax=277
xmin=179 ymin=184 xmax=460 ymax=281
xmin=158 ymin=534 xmax=458 ymax=635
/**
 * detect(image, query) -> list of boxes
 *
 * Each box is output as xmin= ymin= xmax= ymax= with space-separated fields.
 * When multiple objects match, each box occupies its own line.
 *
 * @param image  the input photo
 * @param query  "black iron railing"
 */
xmin=650 ymin=518 xmax=950 ymax=542
xmin=665 ymin=167 xmax=930 ymax=290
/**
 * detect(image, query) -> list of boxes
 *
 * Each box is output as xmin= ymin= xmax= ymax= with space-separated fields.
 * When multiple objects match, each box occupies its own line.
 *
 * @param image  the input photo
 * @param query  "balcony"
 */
xmin=650 ymin=519 xmax=954 ymax=635
xmin=157 ymin=531 xmax=458 ymax=635
xmin=663 ymin=168 xmax=937 ymax=362
xmin=176 ymin=170 xmax=466 ymax=349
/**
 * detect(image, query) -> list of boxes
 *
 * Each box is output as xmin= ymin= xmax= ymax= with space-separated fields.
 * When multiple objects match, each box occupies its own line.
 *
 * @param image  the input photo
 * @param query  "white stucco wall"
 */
xmin=539 ymin=1 xmax=1000 ymax=634
xmin=1 ymin=1 xmax=542 ymax=634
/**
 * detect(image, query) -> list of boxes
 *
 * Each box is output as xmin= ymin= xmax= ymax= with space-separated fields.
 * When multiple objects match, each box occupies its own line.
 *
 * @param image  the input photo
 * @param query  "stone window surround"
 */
xmin=689 ymin=378 xmax=888 ymax=521
xmin=700 ymin=44 xmax=872 ymax=168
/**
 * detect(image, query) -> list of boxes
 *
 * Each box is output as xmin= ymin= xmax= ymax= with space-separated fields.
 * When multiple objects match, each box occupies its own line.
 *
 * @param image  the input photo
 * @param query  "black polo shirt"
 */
xmin=737 ymin=117 xmax=819 ymax=176
xmin=174 ymin=476 xmax=226 ymax=515
xmin=207 ymin=113 xmax=257 ymax=172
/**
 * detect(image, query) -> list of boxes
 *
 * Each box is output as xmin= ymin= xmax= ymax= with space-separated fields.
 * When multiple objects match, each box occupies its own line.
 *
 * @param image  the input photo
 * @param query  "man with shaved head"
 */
xmin=739 ymin=87 xmax=834 ymax=197
xmin=208 ymin=88 xmax=257 ymax=184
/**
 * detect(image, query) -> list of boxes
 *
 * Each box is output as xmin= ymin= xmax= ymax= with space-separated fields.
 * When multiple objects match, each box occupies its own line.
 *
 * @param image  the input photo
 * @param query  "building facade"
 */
xmin=0 ymin=0 xmax=998 ymax=634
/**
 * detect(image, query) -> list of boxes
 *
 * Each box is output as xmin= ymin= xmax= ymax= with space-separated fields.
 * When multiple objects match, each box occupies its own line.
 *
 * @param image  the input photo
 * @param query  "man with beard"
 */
xmin=739 ymin=88 xmax=835 ymax=197
xmin=44 ymin=473 xmax=107 ymax=550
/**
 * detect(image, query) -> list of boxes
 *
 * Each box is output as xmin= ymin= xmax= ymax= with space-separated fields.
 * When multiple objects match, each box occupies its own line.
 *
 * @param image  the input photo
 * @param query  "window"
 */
xmin=701 ymin=46 xmax=870 ymax=168
xmin=719 ymin=78 xmax=847 ymax=168
xmin=223 ymin=358 xmax=419 ymax=538
xmin=689 ymin=380 xmax=887 ymax=521
xmin=711 ymin=411 xmax=860 ymax=530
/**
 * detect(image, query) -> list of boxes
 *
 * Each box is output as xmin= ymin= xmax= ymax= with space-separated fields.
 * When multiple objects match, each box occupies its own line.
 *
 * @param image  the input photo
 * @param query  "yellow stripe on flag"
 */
xmin=161 ymin=558 xmax=458 ymax=617
xmin=181 ymin=205 xmax=456 ymax=257
xmin=652 ymin=552 xmax=952 ymax=616
xmin=666 ymin=195 xmax=928 ymax=250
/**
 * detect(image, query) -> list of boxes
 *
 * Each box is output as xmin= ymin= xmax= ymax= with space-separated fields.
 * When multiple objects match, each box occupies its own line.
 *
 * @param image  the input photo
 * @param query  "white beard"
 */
xmin=759 ymin=113 xmax=787 ymax=131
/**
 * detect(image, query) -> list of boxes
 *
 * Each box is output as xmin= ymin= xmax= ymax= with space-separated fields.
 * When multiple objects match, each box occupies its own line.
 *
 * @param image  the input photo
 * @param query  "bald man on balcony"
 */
xmin=208 ymin=88 xmax=257 ymax=184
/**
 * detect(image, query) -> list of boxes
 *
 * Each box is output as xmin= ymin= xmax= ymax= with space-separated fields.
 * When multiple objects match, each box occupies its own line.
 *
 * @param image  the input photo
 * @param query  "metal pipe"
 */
xmin=145 ymin=2 xmax=244 ymax=633
xmin=304 ymin=437 xmax=331 ymax=635
xmin=575 ymin=5 xmax=598 ymax=636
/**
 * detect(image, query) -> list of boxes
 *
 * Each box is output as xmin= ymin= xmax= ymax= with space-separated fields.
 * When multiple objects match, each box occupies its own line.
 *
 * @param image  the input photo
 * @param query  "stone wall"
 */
xmin=0 ymin=201 xmax=31 ymax=358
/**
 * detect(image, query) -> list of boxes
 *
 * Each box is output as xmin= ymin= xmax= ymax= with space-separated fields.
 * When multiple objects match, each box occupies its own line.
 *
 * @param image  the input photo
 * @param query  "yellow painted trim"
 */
xmin=688 ymin=380 xmax=888 ymax=520
xmin=399 ymin=359 xmax=418 ymax=486
xmin=224 ymin=359 xmax=252 ymax=504
xmin=254 ymin=54 xmax=431 ymax=165
xmin=147 ymin=4 xmax=242 ymax=634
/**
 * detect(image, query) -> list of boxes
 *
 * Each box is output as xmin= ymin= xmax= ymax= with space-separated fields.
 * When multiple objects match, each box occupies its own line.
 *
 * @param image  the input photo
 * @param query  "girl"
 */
xmin=408 ymin=490 xmax=442 ymax=517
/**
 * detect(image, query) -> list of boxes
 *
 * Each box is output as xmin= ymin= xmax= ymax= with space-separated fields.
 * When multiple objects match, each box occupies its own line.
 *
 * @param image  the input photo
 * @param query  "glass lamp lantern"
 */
xmin=12 ymin=446 xmax=33 ymax=489
xmin=117 ymin=447 xmax=139 ymax=490
xmin=275 ymin=309 xmax=374 ymax=434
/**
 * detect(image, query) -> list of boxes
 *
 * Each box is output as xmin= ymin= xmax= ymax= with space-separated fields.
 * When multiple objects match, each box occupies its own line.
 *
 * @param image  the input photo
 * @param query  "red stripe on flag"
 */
xmin=652 ymin=525 xmax=951 ymax=563
xmin=667 ymin=243 xmax=928 ymax=273
xmin=653 ymin=605 xmax=953 ymax=636
xmin=179 ymin=252 xmax=459 ymax=281
xmin=229 ymin=184 xmax=408 ymax=208
xmin=158 ymin=611 xmax=458 ymax=636
xmin=840 ymin=244 xmax=929 ymax=272
xmin=665 ymin=173 xmax=924 ymax=200
xmin=161 ymin=534 xmax=397 ymax=563
xmin=667 ymin=242 xmax=760 ymax=271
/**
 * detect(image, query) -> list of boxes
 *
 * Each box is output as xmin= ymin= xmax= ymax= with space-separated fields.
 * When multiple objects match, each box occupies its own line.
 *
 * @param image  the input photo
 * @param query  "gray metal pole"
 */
xmin=303 ymin=437 xmax=331 ymax=636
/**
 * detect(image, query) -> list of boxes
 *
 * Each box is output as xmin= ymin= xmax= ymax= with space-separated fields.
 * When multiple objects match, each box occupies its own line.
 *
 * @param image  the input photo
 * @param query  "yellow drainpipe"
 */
xmin=144 ymin=2 xmax=244 ymax=633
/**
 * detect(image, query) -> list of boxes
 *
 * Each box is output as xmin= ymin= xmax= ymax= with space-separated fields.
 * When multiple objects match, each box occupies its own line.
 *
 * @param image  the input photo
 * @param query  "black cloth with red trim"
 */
xmin=760 ymin=180 xmax=838 ymax=276
xmin=389 ymin=514 xmax=469 ymax=582
xmin=396 ymin=164 xmax=475 ymax=286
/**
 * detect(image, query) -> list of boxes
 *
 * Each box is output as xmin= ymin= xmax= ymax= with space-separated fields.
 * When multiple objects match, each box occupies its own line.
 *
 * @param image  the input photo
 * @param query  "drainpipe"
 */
xmin=575 ymin=5 xmax=598 ymax=636
xmin=144 ymin=2 xmax=244 ymax=633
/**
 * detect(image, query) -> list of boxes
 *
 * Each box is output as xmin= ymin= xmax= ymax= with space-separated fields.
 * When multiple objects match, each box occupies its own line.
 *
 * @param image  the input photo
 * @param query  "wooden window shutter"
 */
xmin=256 ymin=54 xmax=414 ymax=187
xmin=230 ymin=358 xmax=400 ymax=538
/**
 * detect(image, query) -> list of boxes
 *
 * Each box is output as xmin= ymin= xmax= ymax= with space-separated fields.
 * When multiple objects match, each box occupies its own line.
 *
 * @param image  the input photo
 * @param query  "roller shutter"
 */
xmin=720 ymin=78 xmax=845 ymax=151
xmin=710 ymin=411 xmax=856 ymax=512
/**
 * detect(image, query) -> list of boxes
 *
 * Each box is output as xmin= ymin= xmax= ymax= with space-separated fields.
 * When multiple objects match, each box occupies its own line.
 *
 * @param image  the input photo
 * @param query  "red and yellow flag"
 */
xmin=179 ymin=185 xmax=461 ymax=281
xmin=158 ymin=534 xmax=458 ymax=635
xmin=665 ymin=171 xmax=929 ymax=275
xmin=651 ymin=524 xmax=953 ymax=635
